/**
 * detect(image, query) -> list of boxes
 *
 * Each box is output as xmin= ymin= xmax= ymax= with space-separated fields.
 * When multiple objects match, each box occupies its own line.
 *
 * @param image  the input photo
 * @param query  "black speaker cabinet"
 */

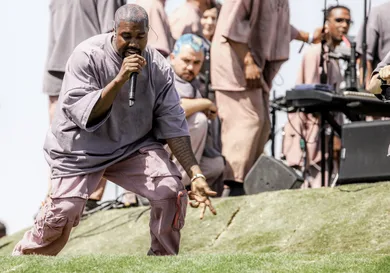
xmin=339 ymin=120 xmax=390 ymax=184
xmin=244 ymin=154 xmax=303 ymax=195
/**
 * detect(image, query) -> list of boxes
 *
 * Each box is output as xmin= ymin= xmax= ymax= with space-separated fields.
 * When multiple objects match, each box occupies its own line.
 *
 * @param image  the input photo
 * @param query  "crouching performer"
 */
xmin=13 ymin=4 xmax=216 ymax=257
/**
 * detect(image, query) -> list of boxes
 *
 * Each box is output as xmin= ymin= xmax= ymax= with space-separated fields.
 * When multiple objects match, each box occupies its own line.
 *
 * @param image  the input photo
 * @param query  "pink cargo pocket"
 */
xmin=42 ymin=214 xmax=67 ymax=243
xmin=35 ymin=202 xmax=67 ymax=243
xmin=172 ymin=190 xmax=188 ymax=231
xmin=139 ymin=145 xmax=181 ymax=178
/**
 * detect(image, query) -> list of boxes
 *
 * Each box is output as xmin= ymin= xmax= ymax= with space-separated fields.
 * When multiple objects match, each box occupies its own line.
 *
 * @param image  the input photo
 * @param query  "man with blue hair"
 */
xmin=170 ymin=34 xmax=225 ymax=204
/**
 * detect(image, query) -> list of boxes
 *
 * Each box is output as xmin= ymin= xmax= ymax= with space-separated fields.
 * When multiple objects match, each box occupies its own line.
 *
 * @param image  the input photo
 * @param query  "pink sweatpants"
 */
xmin=13 ymin=145 xmax=187 ymax=256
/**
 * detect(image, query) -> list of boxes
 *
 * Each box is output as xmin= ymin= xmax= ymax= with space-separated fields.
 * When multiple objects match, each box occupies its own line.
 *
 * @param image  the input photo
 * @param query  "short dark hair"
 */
xmin=209 ymin=0 xmax=222 ymax=15
xmin=325 ymin=5 xmax=351 ymax=20
xmin=114 ymin=4 xmax=149 ymax=30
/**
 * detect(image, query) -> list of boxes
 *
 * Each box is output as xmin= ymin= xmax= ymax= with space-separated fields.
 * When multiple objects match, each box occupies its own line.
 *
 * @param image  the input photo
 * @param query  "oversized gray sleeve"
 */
xmin=96 ymin=0 xmax=127 ymax=33
xmin=373 ymin=51 xmax=390 ymax=76
xmin=356 ymin=8 xmax=379 ymax=61
xmin=153 ymin=66 xmax=189 ymax=140
xmin=365 ymin=9 xmax=380 ymax=62
xmin=61 ymin=50 xmax=110 ymax=132
xmin=290 ymin=25 xmax=299 ymax=41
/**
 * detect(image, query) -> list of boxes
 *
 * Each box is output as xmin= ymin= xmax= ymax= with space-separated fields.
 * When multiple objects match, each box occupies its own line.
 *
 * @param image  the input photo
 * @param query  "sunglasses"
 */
xmin=334 ymin=18 xmax=352 ymax=25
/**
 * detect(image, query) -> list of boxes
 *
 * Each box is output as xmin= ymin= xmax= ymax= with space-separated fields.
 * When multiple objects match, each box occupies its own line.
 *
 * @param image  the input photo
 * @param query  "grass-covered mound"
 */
xmin=1 ymin=182 xmax=390 ymax=272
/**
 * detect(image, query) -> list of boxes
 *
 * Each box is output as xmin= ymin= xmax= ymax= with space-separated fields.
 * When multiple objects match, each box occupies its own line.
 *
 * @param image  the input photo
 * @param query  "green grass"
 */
xmin=1 ymin=254 xmax=390 ymax=273
xmin=2 ymin=182 xmax=390 ymax=272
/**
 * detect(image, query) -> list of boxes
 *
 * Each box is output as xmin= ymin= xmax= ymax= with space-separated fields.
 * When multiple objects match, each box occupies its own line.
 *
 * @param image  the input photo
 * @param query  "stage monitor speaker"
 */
xmin=244 ymin=154 xmax=303 ymax=195
xmin=339 ymin=120 xmax=390 ymax=184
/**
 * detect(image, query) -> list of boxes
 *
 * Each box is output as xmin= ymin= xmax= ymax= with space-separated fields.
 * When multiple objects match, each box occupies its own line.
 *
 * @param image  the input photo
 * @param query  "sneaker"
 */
xmin=84 ymin=199 xmax=100 ymax=212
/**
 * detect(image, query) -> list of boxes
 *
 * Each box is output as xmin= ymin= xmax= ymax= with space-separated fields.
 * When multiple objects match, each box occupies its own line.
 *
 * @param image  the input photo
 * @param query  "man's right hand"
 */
xmin=188 ymin=176 xmax=217 ymax=220
xmin=204 ymin=102 xmax=218 ymax=120
xmin=115 ymin=54 xmax=147 ymax=85
xmin=244 ymin=53 xmax=262 ymax=89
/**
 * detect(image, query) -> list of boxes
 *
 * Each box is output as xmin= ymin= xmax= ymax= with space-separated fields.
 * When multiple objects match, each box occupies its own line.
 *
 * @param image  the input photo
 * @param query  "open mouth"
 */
xmin=125 ymin=48 xmax=141 ymax=56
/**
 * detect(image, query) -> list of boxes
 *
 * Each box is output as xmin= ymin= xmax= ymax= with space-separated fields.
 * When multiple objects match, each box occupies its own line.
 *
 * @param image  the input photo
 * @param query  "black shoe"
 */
xmin=84 ymin=199 xmax=100 ymax=212
xmin=224 ymin=180 xmax=246 ymax=196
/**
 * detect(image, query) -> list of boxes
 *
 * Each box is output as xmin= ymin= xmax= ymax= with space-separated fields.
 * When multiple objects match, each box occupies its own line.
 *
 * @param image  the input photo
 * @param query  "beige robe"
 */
xmin=169 ymin=2 xmax=203 ymax=40
xmin=210 ymin=0 xmax=294 ymax=183
xmin=282 ymin=43 xmax=343 ymax=188
xmin=136 ymin=0 xmax=174 ymax=57
xmin=211 ymin=0 xmax=294 ymax=92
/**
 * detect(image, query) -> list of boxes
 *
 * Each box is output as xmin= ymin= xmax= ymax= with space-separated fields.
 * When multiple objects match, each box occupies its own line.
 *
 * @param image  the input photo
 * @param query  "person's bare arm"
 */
xmin=226 ymin=39 xmax=261 ymax=89
xmin=358 ymin=59 xmax=374 ymax=89
xmin=367 ymin=61 xmax=374 ymax=86
xmin=226 ymin=39 xmax=250 ymax=64
xmin=293 ymin=27 xmax=323 ymax=44
xmin=180 ymin=98 xmax=213 ymax=118
xmin=295 ymin=30 xmax=309 ymax=43
xmin=87 ymin=79 xmax=123 ymax=126
xmin=87 ymin=54 xmax=146 ymax=126
xmin=166 ymin=136 xmax=217 ymax=219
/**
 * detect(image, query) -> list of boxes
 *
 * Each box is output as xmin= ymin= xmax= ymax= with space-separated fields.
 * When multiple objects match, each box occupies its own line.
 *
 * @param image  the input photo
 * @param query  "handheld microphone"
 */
xmin=129 ymin=72 xmax=138 ymax=107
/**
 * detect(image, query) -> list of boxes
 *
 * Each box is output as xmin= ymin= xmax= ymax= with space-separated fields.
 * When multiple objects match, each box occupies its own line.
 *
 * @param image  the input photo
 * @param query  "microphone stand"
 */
xmin=362 ymin=0 xmax=368 ymax=89
xmin=320 ymin=0 xmax=328 ymax=85
xmin=204 ymin=49 xmax=211 ymax=99
xmin=319 ymin=0 xmax=328 ymax=188
xmin=346 ymin=41 xmax=358 ymax=91
xmin=271 ymin=90 xmax=276 ymax=157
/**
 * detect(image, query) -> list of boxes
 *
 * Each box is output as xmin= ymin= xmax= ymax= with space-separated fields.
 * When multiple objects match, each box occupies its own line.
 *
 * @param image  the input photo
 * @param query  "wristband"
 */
xmin=307 ymin=32 xmax=314 ymax=44
xmin=190 ymin=173 xmax=206 ymax=183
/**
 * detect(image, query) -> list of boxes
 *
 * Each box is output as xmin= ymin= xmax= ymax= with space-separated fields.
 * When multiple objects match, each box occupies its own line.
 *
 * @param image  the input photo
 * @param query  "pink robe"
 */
xmin=136 ymin=0 xmax=174 ymax=57
xmin=211 ymin=0 xmax=295 ymax=92
xmin=169 ymin=2 xmax=203 ymax=40
xmin=210 ymin=0 xmax=295 ymax=182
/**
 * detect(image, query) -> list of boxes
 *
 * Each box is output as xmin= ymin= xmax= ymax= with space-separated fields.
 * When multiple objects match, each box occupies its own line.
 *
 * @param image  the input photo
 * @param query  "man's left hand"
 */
xmin=188 ymin=177 xmax=217 ymax=219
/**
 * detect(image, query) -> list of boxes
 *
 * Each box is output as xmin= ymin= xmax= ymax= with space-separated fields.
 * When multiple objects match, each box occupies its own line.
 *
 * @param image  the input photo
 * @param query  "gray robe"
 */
xmin=373 ymin=51 xmax=390 ymax=75
xmin=356 ymin=2 xmax=390 ymax=68
xmin=43 ymin=0 xmax=126 ymax=95
xmin=45 ymin=33 xmax=189 ymax=178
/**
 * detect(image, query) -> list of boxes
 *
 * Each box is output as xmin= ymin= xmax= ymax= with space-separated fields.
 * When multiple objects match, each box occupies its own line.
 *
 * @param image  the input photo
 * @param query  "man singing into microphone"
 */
xmin=13 ymin=4 xmax=216 ymax=256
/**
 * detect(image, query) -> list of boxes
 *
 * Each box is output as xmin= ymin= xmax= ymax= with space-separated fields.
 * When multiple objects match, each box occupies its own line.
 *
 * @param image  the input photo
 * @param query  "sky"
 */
xmin=0 ymin=0 xmax=388 ymax=235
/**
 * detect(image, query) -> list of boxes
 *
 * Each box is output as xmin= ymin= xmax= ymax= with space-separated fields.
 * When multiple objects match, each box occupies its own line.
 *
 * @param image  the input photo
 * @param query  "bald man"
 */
xmin=13 ymin=4 xmax=216 ymax=257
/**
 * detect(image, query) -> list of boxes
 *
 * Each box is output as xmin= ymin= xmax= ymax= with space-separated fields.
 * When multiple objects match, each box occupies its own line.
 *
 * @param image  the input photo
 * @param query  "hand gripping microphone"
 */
xmin=129 ymin=72 xmax=138 ymax=107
